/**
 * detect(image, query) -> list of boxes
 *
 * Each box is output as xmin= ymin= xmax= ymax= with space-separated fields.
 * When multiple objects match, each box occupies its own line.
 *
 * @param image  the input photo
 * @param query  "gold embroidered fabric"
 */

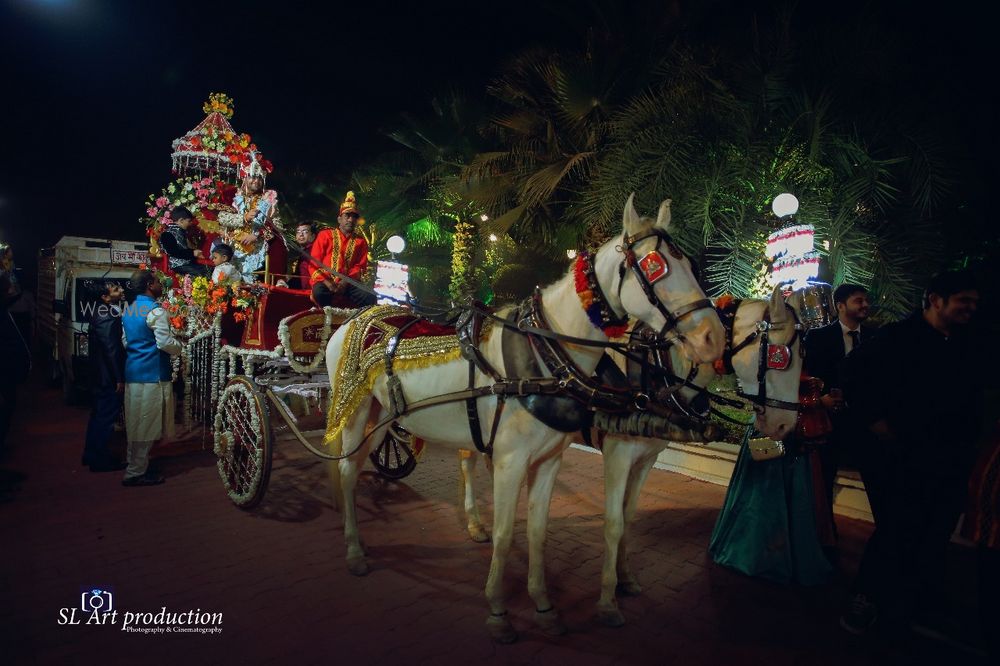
xmin=324 ymin=305 xmax=490 ymax=446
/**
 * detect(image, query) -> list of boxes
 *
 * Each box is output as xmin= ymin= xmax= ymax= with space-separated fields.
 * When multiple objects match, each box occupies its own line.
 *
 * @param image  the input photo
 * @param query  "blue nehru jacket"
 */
xmin=122 ymin=295 xmax=172 ymax=383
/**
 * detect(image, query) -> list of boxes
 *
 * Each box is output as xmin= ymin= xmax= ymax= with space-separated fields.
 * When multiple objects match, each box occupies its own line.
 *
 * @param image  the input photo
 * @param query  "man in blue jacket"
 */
xmin=121 ymin=270 xmax=181 ymax=486
xmin=82 ymin=281 xmax=127 ymax=472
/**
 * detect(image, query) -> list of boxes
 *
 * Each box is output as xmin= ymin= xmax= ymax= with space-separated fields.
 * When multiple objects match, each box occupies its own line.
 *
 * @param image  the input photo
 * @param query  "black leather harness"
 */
xmin=718 ymin=299 xmax=804 ymax=413
xmin=618 ymin=229 xmax=715 ymax=339
xmin=373 ymin=228 xmax=724 ymax=457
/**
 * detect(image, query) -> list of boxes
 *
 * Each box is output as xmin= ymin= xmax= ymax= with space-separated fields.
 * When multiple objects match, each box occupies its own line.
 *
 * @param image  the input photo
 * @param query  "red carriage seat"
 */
xmin=240 ymin=286 xmax=315 ymax=350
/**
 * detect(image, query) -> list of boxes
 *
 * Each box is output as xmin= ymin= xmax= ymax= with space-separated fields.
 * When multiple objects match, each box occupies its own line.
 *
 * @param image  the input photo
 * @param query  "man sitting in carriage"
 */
xmin=309 ymin=191 xmax=376 ymax=308
xmin=158 ymin=206 xmax=210 ymax=278
xmin=219 ymin=152 xmax=283 ymax=282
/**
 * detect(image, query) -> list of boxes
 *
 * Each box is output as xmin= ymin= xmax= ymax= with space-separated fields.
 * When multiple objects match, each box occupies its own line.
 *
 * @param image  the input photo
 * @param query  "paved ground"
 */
xmin=0 ymin=375 xmax=989 ymax=665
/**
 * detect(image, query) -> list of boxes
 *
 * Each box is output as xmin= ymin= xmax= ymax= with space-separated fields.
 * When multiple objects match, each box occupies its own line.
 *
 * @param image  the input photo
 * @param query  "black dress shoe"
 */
xmin=122 ymin=473 xmax=165 ymax=487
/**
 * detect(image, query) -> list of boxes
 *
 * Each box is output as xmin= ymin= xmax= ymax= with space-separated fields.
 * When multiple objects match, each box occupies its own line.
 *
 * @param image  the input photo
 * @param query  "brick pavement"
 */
xmin=0 ymin=377 xmax=987 ymax=665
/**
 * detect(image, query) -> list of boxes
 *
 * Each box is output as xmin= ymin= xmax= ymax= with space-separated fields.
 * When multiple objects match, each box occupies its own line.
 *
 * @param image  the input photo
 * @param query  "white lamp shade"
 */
xmin=772 ymin=193 xmax=799 ymax=218
xmin=386 ymin=235 xmax=406 ymax=254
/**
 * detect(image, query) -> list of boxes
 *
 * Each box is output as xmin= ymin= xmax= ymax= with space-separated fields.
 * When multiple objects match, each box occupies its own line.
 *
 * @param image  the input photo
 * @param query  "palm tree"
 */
xmin=461 ymin=6 xmax=679 ymax=250
xmin=577 ymin=8 xmax=960 ymax=318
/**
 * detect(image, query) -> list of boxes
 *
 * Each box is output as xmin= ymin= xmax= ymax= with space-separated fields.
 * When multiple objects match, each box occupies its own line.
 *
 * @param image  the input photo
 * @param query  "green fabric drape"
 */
xmin=709 ymin=427 xmax=833 ymax=585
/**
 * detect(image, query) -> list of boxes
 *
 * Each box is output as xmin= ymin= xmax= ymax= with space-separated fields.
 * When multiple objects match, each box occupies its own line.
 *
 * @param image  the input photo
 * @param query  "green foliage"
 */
xmin=339 ymin=2 xmax=975 ymax=316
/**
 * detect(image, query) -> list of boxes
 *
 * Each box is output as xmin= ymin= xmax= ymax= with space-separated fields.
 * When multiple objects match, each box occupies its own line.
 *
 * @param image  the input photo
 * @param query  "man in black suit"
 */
xmin=82 ymin=281 xmax=127 ymax=472
xmin=839 ymin=270 xmax=983 ymax=636
xmin=804 ymin=283 xmax=870 ymax=527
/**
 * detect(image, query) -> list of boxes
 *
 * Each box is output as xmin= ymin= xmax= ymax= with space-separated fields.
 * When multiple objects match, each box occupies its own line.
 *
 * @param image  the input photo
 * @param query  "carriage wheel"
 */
xmin=214 ymin=376 xmax=273 ymax=509
xmin=370 ymin=423 xmax=418 ymax=480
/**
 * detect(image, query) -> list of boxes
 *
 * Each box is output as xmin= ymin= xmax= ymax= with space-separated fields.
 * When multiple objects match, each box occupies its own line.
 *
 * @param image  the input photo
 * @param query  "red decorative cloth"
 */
xmin=359 ymin=314 xmax=457 ymax=353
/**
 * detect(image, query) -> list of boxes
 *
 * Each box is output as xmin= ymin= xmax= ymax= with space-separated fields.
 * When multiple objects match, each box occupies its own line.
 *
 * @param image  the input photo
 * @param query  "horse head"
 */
xmin=598 ymin=194 xmax=725 ymax=365
xmin=726 ymin=286 xmax=805 ymax=441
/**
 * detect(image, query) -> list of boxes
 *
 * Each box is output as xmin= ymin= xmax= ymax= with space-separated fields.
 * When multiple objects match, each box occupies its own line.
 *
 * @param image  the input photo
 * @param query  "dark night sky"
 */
xmin=1 ymin=0 xmax=995 ymax=284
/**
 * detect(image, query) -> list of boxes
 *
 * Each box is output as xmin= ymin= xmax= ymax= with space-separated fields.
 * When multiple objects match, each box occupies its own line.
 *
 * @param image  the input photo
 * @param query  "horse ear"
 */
xmin=622 ymin=193 xmax=642 ymax=236
xmin=768 ymin=285 xmax=789 ymax=324
xmin=655 ymin=199 xmax=672 ymax=230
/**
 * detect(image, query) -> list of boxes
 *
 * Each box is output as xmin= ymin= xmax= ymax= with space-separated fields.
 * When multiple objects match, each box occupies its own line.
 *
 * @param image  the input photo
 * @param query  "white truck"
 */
xmin=37 ymin=236 xmax=149 ymax=403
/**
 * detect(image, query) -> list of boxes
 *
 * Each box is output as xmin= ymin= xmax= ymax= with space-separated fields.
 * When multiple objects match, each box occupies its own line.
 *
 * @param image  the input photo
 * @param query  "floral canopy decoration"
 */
xmin=170 ymin=93 xmax=271 ymax=181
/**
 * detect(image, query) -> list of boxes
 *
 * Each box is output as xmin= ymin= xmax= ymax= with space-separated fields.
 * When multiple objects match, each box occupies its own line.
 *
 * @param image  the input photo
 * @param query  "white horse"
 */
xmin=324 ymin=196 xmax=726 ymax=642
xmin=596 ymin=287 xmax=807 ymax=626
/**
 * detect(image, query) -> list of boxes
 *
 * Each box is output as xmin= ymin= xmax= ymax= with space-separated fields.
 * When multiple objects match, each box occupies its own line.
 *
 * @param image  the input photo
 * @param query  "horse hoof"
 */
xmin=534 ymin=608 xmax=568 ymax=636
xmin=468 ymin=526 xmax=491 ymax=543
xmin=347 ymin=557 xmax=369 ymax=577
xmin=486 ymin=614 xmax=518 ymax=644
xmin=596 ymin=608 xmax=626 ymax=627
xmin=617 ymin=580 xmax=642 ymax=596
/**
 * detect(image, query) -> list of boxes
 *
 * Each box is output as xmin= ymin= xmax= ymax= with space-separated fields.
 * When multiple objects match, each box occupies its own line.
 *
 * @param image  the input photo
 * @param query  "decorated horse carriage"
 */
xmin=144 ymin=95 xmax=423 ymax=509
xmin=147 ymin=94 xmax=842 ymax=642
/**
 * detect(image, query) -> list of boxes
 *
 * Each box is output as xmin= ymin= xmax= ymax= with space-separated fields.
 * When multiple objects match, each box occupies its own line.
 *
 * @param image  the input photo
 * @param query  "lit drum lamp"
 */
xmin=375 ymin=236 xmax=410 ymax=305
xmin=767 ymin=193 xmax=833 ymax=330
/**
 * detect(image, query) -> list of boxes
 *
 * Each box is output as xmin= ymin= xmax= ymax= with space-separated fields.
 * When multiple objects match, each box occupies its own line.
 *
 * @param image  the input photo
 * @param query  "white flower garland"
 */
xmin=213 ymin=379 xmax=265 ymax=505
xmin=275 ymin=306 xmax=356 ymax=374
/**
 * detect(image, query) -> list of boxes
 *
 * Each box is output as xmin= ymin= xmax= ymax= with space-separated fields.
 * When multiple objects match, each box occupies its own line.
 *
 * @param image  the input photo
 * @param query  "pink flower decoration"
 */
xmin=155 ymin=196 xmax=169 ymax=207
xmin=146 ymin=207 xmax=158 ymax=217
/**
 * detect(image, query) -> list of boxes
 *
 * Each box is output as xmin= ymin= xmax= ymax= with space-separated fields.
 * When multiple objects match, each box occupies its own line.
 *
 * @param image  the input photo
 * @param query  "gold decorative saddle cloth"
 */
xmin=325 ymin=305 xmax=486 ymax=445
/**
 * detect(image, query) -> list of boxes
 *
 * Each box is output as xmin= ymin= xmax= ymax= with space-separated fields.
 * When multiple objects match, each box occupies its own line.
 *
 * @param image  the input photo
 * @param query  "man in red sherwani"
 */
xmin=309 ymin=191 xmax=376 ymax=308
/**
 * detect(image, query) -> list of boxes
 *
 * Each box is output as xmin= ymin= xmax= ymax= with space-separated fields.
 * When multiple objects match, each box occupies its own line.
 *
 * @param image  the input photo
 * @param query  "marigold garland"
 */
xmin=573 ymin=251 xmax=629 ymax=338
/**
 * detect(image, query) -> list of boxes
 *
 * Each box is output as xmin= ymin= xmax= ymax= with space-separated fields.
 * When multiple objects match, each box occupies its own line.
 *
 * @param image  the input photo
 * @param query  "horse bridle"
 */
xmin=724 ymin=301 xmax=804 ymax=413
xmin=627 ymin=325 xmax=708 ymax=417
xmin=615 ymin=229 xmax=715 ymax=339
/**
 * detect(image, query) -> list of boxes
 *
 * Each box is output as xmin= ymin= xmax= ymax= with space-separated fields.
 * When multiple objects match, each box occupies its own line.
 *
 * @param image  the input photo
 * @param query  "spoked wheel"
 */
xmin=370 ymin=423 xmax=419 ymax=480
xmin=215 ymin=376 xmax=273 ymax=509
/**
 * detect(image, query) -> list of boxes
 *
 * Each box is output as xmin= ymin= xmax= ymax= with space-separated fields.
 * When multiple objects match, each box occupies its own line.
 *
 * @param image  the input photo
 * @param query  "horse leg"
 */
xmin=526 ymin=454 xmax=568 ymax=636
xmin=617 ymin=454 xmax=657 ymax=596
xmin=338 ymin=398 xmax=381 ymax=577
xmin=484 ymin=452 xmax=527 ymax=644
xmin=597 ymin=439 xmax=632 ymax=627
xmin=325 ymin=438 xmax=343 ymax=513
xmin=459 ymin=449 xmax=490 ymax=543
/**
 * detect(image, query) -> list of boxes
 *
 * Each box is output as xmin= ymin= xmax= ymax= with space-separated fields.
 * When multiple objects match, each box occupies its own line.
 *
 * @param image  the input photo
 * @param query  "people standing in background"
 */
xmin=82 ymin=282 xmax=127 ymax=472
xmin=0 ymin=269 xmax=31 ymax=456
xmin=804 ymin=284 xmax=871 ymax=541
xmin=840 ymin=270 xmax=984 ymax=636
xmin=121 ymin=270 xmax=181 ymax=486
